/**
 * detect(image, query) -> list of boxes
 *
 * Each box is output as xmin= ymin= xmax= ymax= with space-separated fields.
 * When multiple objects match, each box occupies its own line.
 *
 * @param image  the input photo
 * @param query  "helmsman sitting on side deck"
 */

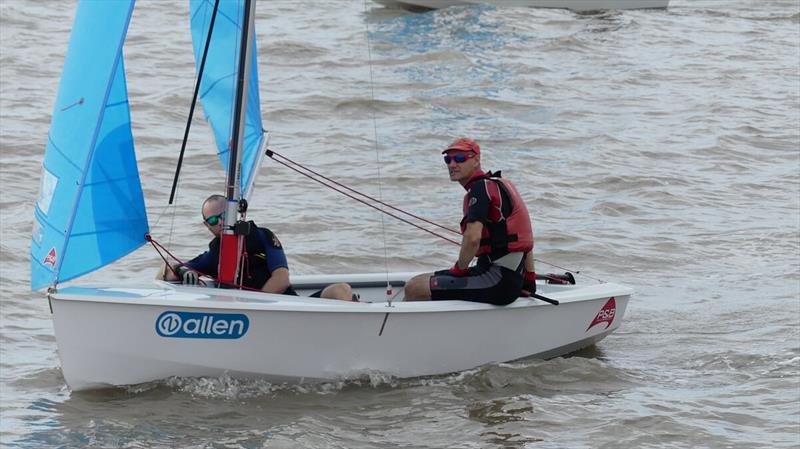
xmin=404 ymin=138 xmax=537 ymax=306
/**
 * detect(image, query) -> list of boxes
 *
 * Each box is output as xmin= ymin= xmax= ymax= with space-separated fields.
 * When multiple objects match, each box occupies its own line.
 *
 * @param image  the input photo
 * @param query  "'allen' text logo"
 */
xmin=156 ymin=311 xmax=249 ymax=339
xmin=586 ymin=297 xmax=616 ymax=331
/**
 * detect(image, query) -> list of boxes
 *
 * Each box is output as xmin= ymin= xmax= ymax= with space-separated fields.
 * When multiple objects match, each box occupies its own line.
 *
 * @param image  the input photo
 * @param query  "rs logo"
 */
xmin=155 ymin=311 xmax=249 ymax=339
xmin=586 ymin=298 xmax=617 ymax=331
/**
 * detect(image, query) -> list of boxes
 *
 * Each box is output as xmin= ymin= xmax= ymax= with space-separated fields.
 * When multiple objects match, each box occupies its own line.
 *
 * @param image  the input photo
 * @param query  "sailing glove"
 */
xmin=522 ymin=271 xmax=536 ymax=294
xmin=448 ymin=263 xmax=470 ymax=277
xmin=178 ymin=266 xmax=198 ymax=285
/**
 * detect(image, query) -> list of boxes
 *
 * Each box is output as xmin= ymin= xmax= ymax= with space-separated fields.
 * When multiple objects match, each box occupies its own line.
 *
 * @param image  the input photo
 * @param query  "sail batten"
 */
xmin=44 ymin=136 xmax=83 ymax=172
xmin=30 ymin=0 xmax=147 ymax=291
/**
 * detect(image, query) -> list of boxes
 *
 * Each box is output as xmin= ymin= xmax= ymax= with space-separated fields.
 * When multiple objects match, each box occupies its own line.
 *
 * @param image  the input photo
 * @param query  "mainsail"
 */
xmin=30 ymin=0 xmax=147 ymax=291
xmin=189 ymin=0 xmax=265 ymax=199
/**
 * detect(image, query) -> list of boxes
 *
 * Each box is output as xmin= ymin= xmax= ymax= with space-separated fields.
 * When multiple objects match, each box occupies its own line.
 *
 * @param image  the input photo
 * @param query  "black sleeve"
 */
xmin=465 ymin=180 xmax=490 ymax=224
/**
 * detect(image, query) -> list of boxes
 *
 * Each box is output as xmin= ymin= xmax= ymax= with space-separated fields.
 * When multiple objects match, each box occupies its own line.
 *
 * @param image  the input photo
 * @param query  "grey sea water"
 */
xmin=1 ymin=0 xmax=798 ymax=447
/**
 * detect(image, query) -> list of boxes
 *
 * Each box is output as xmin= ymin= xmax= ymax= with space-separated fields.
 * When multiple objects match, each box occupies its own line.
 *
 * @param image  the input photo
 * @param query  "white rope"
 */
xmin=151 ymin=193 xmax=179 ymax=251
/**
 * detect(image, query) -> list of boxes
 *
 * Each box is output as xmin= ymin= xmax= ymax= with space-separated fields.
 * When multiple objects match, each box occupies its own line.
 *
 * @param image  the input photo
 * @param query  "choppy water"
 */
xmin=1 ymin=0 xmax=799 ymax=447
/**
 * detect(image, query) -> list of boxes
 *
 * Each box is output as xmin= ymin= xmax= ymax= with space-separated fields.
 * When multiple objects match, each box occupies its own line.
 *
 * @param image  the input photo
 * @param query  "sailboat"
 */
xmin=31 ymin=0 xmax=633 ymax=392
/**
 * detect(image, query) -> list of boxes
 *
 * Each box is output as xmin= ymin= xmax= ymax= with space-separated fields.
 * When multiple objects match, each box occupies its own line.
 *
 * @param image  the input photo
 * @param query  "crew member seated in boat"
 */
xmin=404 ymin=138 xmax=536 ymax=306
xmin=157 ymin=194 xmax=353 ymax=301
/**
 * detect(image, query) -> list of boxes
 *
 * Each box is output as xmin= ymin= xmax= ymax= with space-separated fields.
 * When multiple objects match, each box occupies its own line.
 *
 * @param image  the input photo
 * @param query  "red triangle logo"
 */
xmin=586 ymin=297 xmax=616 ymax=331
xmin=43 ymin=247 xmax=57 ymax=267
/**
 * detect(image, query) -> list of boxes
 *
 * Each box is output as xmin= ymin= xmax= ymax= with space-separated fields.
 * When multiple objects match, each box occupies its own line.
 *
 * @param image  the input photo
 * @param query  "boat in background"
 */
xmin=32 ymin=0 xmax=633 ymax=391
xmin=373 ymin=0 xmax=669 ymax=12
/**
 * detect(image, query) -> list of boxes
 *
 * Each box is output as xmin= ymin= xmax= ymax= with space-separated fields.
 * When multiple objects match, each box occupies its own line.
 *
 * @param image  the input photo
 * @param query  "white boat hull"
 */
xmin=50 ymin=273 xmax=632 ymax=391
xmin=373 ymin=0 xmax=668 ymax=12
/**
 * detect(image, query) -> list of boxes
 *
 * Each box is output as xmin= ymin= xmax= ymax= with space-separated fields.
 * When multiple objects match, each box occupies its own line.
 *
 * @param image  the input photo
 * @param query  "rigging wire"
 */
xmin=362 ymin=0 xmax=394 ymax=299
xmin=265 ymin=148 xmax=599 ymax=281
xmin=351 ymin=5 xmax=592 ymax=282
xmin=149 ymin=202 xmax=178 ymax=243
xmin=267 ymin=149 xmax=460 ymax=235
xmin=156 ymin=0 xmax=223 ymax=253
xmin=267 ymin=150 xmax=460 ymax=245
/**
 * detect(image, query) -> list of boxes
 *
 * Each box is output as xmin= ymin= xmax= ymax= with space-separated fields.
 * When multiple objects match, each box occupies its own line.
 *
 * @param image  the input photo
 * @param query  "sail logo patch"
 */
xmin=156 ymin=311 xmax=249 ymax=339
xmin=37 ymin=167 xmax=58 ymax=215
xmin=586 ymin=297 xmax=616 ymax=331
xmin=32 ymin=220 xmax=43 ymax=246
xmin=43 ymin=248 xmax=57 ymax=267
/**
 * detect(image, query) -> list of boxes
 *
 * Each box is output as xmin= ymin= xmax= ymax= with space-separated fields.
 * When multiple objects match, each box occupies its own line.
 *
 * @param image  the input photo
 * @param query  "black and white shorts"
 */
xmin=429 ymin=259 xmax=524 ymax=306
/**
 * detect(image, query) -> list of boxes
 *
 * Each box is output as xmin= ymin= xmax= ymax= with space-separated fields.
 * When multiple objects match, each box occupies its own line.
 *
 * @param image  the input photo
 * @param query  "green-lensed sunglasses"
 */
xmin=204 ymin=212 xmax=224 ymax=226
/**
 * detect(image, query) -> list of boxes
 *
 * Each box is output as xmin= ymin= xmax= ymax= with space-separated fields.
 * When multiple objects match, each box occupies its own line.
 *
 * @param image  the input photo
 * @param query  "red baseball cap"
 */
xmin=443 ymin=137 xmax=480 ymax=155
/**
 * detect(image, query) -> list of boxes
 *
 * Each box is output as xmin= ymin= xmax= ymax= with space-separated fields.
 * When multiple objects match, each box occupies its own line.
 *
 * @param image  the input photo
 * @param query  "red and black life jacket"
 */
xmin=460 ymin=171 xmax=534 ymax=260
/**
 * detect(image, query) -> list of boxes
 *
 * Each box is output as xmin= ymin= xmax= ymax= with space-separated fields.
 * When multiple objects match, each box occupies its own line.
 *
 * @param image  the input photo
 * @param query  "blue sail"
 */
xmin=189 ymin=0 xmax=265 ymax=199
xmin=31 ymin=0 xmax=147 ymax=291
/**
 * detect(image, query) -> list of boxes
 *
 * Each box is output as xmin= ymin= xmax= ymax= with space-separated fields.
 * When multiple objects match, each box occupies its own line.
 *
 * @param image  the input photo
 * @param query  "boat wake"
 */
xmin=126 ymin=372 xmax=404 ymax=399
xmin=114 ymin=351 xmax=639 ymax=400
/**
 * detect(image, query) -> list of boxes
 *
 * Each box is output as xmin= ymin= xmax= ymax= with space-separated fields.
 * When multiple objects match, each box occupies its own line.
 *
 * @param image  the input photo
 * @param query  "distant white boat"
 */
xmin=374 ymin=0 xmax=669 ymax=12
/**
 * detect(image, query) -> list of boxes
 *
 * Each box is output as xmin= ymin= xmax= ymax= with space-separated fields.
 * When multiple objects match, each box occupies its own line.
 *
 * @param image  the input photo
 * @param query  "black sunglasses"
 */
xmin=204 ymin=212 xmax=225 ymax=226
xmin=443 ymin=152 xmax=476 ymax=164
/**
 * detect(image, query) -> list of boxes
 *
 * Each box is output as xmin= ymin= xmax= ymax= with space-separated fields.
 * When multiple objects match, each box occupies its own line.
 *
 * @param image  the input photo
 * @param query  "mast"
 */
xmin=218 ymin=0 xmax=256 ymax=286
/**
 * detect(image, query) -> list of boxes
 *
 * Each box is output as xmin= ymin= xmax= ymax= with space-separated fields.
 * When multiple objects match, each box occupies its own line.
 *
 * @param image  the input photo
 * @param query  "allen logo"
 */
xmin=43 ymin=247 xmax=57 ymax=267
xmin=586 ymin=297 xmax=616 ymax=331
xmin=156 ymin=311 xmax=249 ymax=339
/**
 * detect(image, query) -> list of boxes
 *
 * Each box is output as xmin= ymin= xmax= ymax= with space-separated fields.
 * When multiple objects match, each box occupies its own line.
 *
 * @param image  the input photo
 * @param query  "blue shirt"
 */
xmin=186 ymin=222 xmax=289 ymax=289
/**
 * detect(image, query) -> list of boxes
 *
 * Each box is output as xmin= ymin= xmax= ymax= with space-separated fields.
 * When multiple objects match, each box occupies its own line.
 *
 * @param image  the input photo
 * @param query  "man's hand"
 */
xmin=522 ymin=271 xmax=536 ymax=294
xmin=178 ymin=266 xmax=198 ymax=285
xmin=448 ymin=263 xmax=469 ymax=277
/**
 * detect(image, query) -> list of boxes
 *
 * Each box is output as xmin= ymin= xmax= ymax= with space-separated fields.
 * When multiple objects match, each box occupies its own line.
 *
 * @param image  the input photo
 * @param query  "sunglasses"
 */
xmin=443 ymin=152 xmax=476 ymax=164
xmin=204 ymin=212 xmax=225 ymax=226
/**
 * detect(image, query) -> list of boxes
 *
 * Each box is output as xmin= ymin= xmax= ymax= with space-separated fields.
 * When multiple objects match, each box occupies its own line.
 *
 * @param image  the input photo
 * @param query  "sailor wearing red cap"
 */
xmin=404 ymin=138 xmax=536 ymax=306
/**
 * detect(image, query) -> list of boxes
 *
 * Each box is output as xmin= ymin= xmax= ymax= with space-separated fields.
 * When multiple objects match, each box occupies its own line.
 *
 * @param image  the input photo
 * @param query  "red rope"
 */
xmin=267 ymin=151 xmax=461 ymax=246
xmin=151 ymin=149 xmax=589 ymax=285
xmin=147 ymin=234 xmax=270 ymax=291
xmin=268 ymin=150 xmax=462 ymax=235
xmin=265 ymin=150 xmax=583 ymax=276
xmin=147 ymin=234 xmax=184 ymax=279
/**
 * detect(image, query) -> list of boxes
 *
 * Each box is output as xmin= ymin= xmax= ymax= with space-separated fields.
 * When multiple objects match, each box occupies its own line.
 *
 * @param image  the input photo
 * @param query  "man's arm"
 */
xmin=156 ymin=249 xmax=215 ymax=283
xmin=456 ymin=221 xmax=483 ymax=270
xmin=261 ymin=267 xmax=291 ymax=294
xmin=524 ymin=251 xmax=535 ymax=273
xmin=455 ymin=179 xmax=490 ymax=270
xmin=258 ymin=228 xmax=292 ymax=294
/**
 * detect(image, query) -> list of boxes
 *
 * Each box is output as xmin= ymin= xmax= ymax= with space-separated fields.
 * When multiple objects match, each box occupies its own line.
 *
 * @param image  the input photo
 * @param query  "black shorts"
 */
xmin=429 ymin=260 xmax=524 ymax=306
xmin=283 ymin=286 xmax=323 ymax=297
